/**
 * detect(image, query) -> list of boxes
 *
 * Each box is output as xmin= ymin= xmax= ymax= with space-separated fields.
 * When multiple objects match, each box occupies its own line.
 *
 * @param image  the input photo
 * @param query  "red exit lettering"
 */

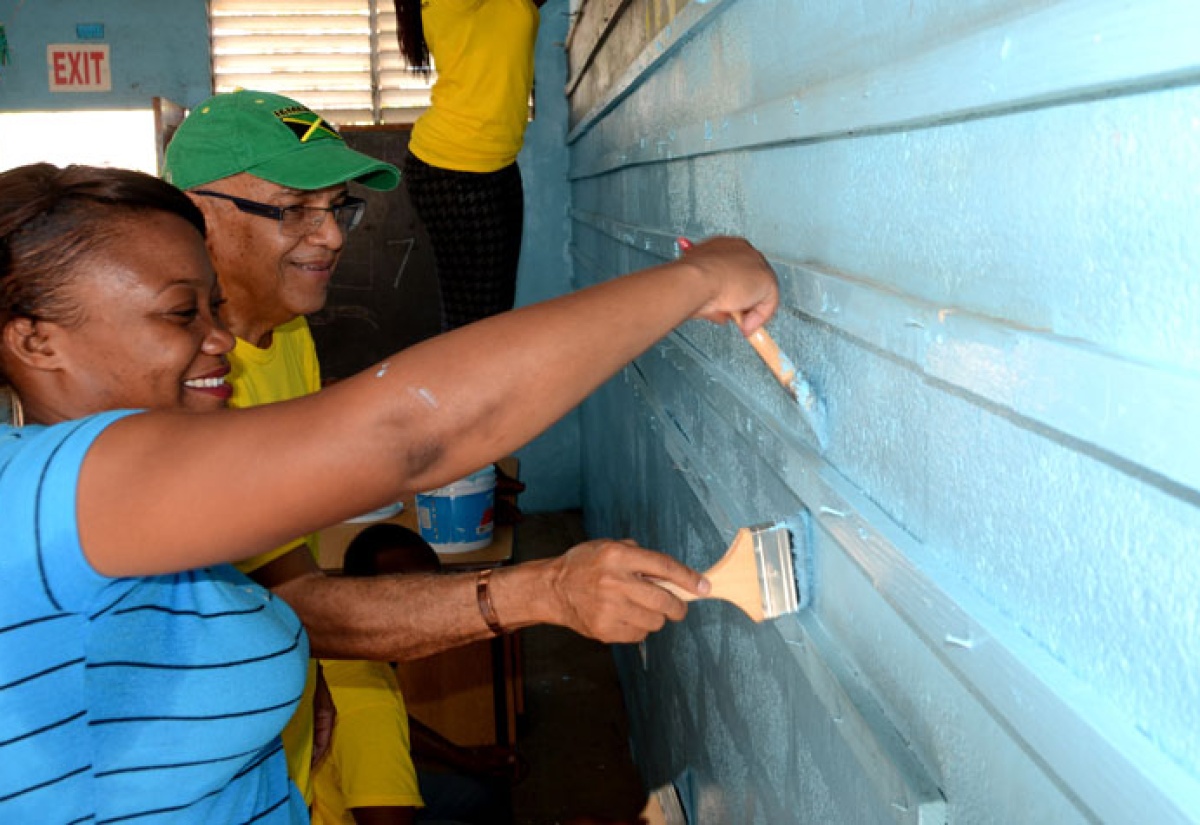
xmin=47 ymin=45 xmax=112 ymax=92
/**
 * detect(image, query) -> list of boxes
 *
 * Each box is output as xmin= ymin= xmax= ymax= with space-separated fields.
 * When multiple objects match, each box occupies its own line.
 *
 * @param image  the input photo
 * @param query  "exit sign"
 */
xmin=47 ymin=44 xmax=111 ymax=92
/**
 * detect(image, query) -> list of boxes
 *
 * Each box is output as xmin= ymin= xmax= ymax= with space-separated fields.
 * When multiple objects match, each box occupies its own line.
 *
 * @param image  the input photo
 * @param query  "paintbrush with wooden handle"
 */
xmin=676 ymin=236 xmax=826 ymax=445
xmin=651 ymin=522 xmax=802 ymax=622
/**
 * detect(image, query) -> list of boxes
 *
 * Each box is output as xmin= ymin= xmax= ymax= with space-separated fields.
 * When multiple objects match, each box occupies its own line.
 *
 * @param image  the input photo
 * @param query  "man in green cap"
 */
xmin=162 ymin=89 xmax=705 ymax=823
xmin=166 ymin=89 xmax=520 ymax=823
xmin=164 ymin=89 xmax=398 ymax=355
xmin=164 ymin=89 xmax=429 ymax=819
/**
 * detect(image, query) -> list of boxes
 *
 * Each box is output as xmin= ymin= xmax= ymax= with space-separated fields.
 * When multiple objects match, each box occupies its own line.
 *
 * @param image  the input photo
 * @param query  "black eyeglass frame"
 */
xmin=191 ymin=189 xmax=367 ymax=236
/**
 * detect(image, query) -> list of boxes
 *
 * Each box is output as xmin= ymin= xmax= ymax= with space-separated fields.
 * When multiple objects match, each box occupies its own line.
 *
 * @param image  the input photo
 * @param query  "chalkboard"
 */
xmin=308 ymin=129 xmax=442 ymax=381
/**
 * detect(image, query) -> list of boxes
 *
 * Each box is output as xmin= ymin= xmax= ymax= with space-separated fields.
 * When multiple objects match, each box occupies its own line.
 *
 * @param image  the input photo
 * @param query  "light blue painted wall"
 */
xmin=572 ymin=0 xmax=1200 ymax=821
xmin=0 ymin=0 xmax=211 ymax=110
xmin=516 ymin=0 xmax=581 ymax=512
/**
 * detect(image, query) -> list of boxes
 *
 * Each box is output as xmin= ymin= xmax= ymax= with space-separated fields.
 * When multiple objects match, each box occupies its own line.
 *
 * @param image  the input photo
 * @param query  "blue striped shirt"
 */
xmin=0 ymin=413 xmax=309 ymax=823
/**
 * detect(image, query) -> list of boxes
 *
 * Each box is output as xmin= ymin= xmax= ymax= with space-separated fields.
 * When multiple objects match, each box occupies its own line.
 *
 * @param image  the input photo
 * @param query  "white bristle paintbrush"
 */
xmin=653 ymin=520 xmax=809 ymax=622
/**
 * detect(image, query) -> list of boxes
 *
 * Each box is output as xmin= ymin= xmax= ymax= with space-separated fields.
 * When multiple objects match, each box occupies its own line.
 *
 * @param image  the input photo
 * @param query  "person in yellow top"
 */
xmin=310 ymin=660 xmax=425 ymax=824
xmin=226 ymin=314 xmax=440 ymax=825
xmin=228 ymin=315 xmax=332 ymax=806
xmin=163 ymin=89 xmax=413 ymax=814
xmin=316 ymin=525 xmax=518 ymax=825
xmin=394 ymin=0 xmax=544 ymax=331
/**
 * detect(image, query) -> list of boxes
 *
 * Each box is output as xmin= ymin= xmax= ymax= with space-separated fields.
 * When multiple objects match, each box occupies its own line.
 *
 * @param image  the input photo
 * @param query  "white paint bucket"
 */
xmin=415 ymin=465 xmax=496 ymax=554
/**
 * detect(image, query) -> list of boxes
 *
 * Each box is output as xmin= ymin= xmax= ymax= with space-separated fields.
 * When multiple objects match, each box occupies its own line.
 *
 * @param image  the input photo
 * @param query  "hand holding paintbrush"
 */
xmin=677 ymin=237 xmax=825 ymax=443
xmin=648 ymin=522 xmax=803 ymax=622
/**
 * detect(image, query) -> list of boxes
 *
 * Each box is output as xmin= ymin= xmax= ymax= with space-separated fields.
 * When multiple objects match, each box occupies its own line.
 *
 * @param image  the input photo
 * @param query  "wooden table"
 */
xmin=316 ymin=458 xmax=523 ymax=747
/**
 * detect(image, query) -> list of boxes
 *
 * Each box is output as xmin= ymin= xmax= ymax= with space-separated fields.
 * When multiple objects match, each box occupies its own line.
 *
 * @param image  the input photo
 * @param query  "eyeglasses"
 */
xmin=192 ymin=190 xmax=367 ymax=237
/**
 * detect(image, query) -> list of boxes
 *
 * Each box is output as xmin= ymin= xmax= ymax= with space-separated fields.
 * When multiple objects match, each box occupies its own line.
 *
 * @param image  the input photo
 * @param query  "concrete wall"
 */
xmin=568 ymin=0 xmax=1200 ymax=822
xmin=0 ymin=0 xmax=210 ymax=110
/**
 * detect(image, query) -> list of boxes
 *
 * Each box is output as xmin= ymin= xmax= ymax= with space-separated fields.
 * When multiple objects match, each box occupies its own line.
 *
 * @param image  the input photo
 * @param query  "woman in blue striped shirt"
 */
xmin=0 ymin=164 xmax=309 ymax=823
xmin=0 ymin=163 xmax=780 ymax=822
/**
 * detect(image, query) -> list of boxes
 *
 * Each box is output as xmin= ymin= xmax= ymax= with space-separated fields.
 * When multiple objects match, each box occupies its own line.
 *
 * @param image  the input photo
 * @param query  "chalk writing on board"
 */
xmin=391 ymin=237 xmax=416 ymax=289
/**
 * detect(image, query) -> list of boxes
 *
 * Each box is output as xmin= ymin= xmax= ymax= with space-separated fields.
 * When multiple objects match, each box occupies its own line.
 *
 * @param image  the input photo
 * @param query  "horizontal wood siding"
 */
xmin=568 ymin=0 xmax=1200 ymax=822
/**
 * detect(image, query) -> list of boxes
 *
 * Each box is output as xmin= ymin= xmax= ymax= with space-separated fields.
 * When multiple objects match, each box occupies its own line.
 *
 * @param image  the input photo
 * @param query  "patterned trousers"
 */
xmin=403 ymin=152 xmax=525 ymax=331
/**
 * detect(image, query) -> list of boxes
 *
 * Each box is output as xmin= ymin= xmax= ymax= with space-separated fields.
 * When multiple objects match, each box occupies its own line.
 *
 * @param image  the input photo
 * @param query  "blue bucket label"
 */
xmin=415 ymin=488 xmax=494 ymax=550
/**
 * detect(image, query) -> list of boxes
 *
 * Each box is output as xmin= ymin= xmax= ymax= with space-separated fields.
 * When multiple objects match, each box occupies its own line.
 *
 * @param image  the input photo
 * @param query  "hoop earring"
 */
xmin=5 ymin=387 xmax=23 ymax=428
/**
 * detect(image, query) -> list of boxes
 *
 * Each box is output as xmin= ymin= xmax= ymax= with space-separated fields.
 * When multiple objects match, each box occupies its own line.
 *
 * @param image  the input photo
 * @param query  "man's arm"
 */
xmin=250 ymin=539 xmax=704 ymax=660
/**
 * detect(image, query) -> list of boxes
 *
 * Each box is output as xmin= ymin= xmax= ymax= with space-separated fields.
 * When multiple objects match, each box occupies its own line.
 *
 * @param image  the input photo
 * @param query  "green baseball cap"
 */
xmin=163 ymin=90 xmax=399 ymax=192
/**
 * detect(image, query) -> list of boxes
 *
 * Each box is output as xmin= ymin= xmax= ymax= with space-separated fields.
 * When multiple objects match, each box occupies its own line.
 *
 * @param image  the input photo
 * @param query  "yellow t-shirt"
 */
xmin=230 ymin=315 xmax=322 ymax=569
xmin=311 ymin=661 xmax=424 ymax=823
xmin=227 ymin=314 xmax=321 ymax=408
xmin=229 ymin=316 xmax=323 ymax=803
xmin=408 ymin=0 xmax=540 ymax=173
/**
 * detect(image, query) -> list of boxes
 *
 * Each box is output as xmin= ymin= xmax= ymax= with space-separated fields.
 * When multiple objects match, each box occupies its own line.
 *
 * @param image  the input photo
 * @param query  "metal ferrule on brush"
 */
xmin=750 ymin=522 xmax=801 ymax=619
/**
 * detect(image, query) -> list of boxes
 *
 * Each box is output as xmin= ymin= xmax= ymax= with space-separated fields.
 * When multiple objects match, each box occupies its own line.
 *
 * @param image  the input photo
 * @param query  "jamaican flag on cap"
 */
xmin=163 ymin=90 xmax=399 ymax=193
